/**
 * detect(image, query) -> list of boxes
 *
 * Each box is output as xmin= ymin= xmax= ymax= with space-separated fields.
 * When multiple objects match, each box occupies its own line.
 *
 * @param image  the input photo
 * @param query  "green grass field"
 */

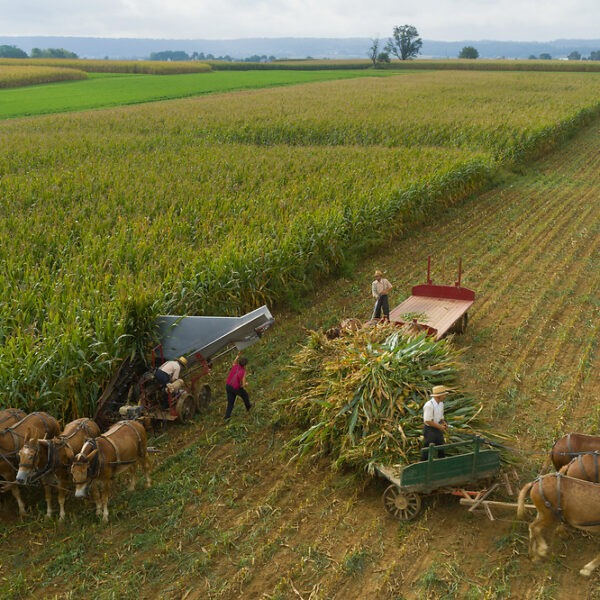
xmin=0 ymin=69 xmax=395 ymax=119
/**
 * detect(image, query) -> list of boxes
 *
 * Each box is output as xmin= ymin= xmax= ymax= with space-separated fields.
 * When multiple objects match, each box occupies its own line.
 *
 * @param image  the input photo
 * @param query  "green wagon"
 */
xmin=375 ymin=438 xmax=502 ymax=520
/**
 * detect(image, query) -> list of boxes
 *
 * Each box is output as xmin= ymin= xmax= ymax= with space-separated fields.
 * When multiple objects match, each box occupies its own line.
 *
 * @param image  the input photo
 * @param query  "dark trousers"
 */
xmin=225 ymin=384 xmax=251 ymax=418
xmin=154 ymin=369 xmax=171 ymax=408
xmin=420 ymin=425 xmax=446 ymax=461
xmin=374 ymin=294 xmax=390 ymax=319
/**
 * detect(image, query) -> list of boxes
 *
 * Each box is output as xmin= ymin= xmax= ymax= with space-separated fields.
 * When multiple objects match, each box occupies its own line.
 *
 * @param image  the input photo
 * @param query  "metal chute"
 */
xmin=156 ymin=305 xmax=275 ymax=362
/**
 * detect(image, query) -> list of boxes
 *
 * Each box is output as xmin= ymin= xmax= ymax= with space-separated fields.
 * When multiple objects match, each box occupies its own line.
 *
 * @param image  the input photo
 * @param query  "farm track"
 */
xmin=1 ymin=125 xmax=599 ymax=598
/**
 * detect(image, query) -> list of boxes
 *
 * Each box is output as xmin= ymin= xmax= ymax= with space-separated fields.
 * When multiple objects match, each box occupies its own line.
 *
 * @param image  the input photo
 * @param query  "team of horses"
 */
xmin=0 ymin=408 xmax=151 ymax=522
xmin=518 ymin=432 xmax=600 ymax=577
xmin=2 ymin=406 xmax=599 ymax=575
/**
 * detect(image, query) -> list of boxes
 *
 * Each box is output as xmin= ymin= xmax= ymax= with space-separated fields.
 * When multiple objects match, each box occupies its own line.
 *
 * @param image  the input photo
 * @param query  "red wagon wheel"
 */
xmin=176 ymin=393 xmax=195 ymax=423
xmin=382 ymin=485 xmax=422 ymax=520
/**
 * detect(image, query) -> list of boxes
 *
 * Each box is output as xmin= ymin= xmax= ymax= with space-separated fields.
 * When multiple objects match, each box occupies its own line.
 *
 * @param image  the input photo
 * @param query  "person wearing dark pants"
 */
xmin=224 ymin=353 xmax=252 ymax=419
xmin=420 ymin=385 xmax=451 ymax=461
xmin=154 ymin=356 xmax=188 ymax=408
xmin=371 ymin=270 xmax=393 ymax=321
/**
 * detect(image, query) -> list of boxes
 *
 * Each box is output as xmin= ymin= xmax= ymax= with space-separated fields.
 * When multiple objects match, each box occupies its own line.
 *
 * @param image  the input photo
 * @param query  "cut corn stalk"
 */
xmin=283 ymin=324 xmax=505 ymax=473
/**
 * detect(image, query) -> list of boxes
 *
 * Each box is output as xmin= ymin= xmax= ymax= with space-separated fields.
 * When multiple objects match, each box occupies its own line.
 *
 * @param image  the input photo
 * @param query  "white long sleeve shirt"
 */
xmin=372 ymin=278 xmax=392 ymax=299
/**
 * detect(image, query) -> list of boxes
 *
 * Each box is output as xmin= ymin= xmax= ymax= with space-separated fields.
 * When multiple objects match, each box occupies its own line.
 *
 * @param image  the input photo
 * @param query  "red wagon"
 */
xmin=388 ymin=257 xmax=475 ymax=339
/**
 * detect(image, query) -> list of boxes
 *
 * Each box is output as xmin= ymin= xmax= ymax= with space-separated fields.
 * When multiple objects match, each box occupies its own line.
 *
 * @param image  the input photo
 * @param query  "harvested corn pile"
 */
xmin=284 ymin=323 xmax=499 ymax=473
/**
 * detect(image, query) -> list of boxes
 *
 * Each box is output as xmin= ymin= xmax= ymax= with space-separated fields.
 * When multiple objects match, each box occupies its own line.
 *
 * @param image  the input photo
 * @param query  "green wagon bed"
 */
xmin=375 ymin=438 xmax=501 ymax=520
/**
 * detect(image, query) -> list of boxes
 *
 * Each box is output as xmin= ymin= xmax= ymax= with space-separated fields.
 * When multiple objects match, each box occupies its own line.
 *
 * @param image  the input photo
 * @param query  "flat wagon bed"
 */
xmin=387 ymin=257 xmax=474 ymax=340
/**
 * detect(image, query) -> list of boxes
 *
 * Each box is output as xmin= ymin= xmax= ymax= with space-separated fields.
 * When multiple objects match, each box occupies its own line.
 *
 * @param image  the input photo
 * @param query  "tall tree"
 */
xmin=386 ymin=25 xmax=423 ymax=60
xmin=459 ymin=46 xmax=479 ymax=59
xmin=368 ymin=38 xmax=380 ymax=67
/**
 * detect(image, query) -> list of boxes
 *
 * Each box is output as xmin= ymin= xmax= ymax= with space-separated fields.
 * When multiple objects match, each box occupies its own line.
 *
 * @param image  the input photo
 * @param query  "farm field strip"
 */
xmin=491 ymin=205 xmax=597 ymax=386
xmin=2 ymin=71 xmax=600 ymax=416
xmin=0 ymin=69 xmax=392 ymax=119
xmin=1 ymin=120 xmax=599 ymax=598
xmin=464 ymin=184 xmax=589 ymax=317
xmin=0 ymin=64 xmax=88 ymax=88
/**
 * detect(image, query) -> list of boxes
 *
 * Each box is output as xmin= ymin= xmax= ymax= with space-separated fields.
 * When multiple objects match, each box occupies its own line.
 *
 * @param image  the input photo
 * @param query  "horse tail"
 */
xmin=517 ymin=480 xmax=535 ymax=520
xmin=539 ymin=453 xmax=553 ymax=474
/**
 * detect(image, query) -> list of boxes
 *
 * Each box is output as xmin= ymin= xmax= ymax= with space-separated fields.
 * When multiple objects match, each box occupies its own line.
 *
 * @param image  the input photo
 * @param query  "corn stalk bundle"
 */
xmin=284 ymin=324 xmax=493 ymax=473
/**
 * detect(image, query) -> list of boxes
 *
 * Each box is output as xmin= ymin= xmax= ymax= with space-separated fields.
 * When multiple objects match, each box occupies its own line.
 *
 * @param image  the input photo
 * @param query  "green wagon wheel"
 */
xmin=382 ymin=485 xmax=422 ymax=520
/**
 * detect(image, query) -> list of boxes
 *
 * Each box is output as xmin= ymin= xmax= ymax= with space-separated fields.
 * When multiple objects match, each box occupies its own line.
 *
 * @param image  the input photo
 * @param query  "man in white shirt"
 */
xmin=155 ymin=356 xmax=188 ymax=408
xmin=371 ymin=270 xmax=393 ymax=321
xmin=420 ymin=385 xmax=451 ymax=461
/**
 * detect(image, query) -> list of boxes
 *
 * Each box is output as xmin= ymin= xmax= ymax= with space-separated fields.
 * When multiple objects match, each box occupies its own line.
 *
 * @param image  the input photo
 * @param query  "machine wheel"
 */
xmin=176 ymin=394 xmax=195 ymax=423
xmin=382 ymin=485 xmax=422 ymax=520
xmin=195 ymin=384 xmax=212 ymax=411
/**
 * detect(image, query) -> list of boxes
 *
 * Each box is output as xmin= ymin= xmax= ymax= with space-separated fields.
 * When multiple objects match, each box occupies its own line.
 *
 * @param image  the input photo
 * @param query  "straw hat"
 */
xmin=432 ymin=385 xmax=451 ymax=396
xmin=374 ymin=269 xmax=383 ymax=277
xmin=178 ymin=356 xmax=188 ymax=367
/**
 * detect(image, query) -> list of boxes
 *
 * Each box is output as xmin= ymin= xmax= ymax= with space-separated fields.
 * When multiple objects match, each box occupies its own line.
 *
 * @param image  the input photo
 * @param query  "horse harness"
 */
xmin=74 ymin=421 xmax=143 ymax=483
xmin=19 ymin=438 xmax=73 ymax=484
xmin=537 ymin=472 xmax=600 ymax=527
xmin=0 ymin=409 xmax=25 ymax=428
xmin=1 ymin=413 xmax=55 ymax=472
xmin=571 ymin=451 xmax=600 ymax=483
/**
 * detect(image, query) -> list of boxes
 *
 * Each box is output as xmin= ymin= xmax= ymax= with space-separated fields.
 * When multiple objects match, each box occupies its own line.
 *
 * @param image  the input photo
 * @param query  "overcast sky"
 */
xmin=1 ymin=0 xmax=598 ymax=42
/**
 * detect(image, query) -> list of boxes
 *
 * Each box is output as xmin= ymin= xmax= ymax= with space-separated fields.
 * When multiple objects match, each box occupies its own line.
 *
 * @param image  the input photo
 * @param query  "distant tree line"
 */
xmin=0 ymin=45 xmax=78 ymax=59
xmin=529 ymin=50 xmax=600 ymax=60
xmin=149 ymin=50 xmax=276 ymax=62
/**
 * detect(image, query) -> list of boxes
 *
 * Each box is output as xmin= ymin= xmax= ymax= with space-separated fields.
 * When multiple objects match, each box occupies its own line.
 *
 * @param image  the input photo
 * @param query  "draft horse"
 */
xmin=0 ymin=412 xmax=60 ymax=515
xmin=0 ymin=408 xmax=27 ymax=430
xmin=71 ymin=419 xmax=151 ymax=522
xmin=518 ymin=473 xmax=600 ymax=577
xmin=550 ymin=433 xmax=600 ymax=470
xmin=559 ymin=451 xmax=600 ymax=483
xmin=16 ymin=417 xmax=101 ymax=519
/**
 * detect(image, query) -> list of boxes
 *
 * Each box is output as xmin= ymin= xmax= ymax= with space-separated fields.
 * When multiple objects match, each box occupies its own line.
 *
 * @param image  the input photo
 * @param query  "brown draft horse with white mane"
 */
xmin=0 ymin=412 xmax=60 ymax=515
xmin=550 ymin=433 xmax=600 ymax=470
xmin=16 ymin=417 xmax=101 ymax=519
xmin=517 ymin=473 xmax=600 ymax=577
xmin=0 ymin=408 xmax=27 ymax=430
xmin=71 ymin=419 xmax=151 ymax=522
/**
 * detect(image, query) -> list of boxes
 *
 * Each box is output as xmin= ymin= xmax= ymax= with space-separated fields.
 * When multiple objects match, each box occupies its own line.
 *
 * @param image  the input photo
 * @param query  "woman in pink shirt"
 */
xmin=224 ymin=353 xmax=252 ymax=419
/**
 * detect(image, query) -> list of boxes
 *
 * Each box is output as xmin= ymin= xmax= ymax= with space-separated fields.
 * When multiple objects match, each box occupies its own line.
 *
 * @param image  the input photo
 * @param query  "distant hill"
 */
xmin=1 ymin=35 xmax=599 ymax=60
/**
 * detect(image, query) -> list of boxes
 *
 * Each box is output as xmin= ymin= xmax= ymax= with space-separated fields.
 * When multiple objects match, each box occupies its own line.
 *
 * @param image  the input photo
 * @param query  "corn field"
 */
xmin=0 ymin=65 xmax=88 ymax=88
xmin=1 ymin=70 xmax=600 ymax=417
xmin=0 ymin=57 xmax=212 ymax=74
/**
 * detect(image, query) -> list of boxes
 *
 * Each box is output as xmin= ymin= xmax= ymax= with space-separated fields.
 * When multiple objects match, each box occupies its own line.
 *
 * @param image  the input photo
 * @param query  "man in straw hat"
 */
xmin=371 ymin=269 xmax=393 ymax=321
xmin=420 ymin=385 xmax=451 ymax=461
xmin=154 ymin=355 xmax=188 ymax=408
